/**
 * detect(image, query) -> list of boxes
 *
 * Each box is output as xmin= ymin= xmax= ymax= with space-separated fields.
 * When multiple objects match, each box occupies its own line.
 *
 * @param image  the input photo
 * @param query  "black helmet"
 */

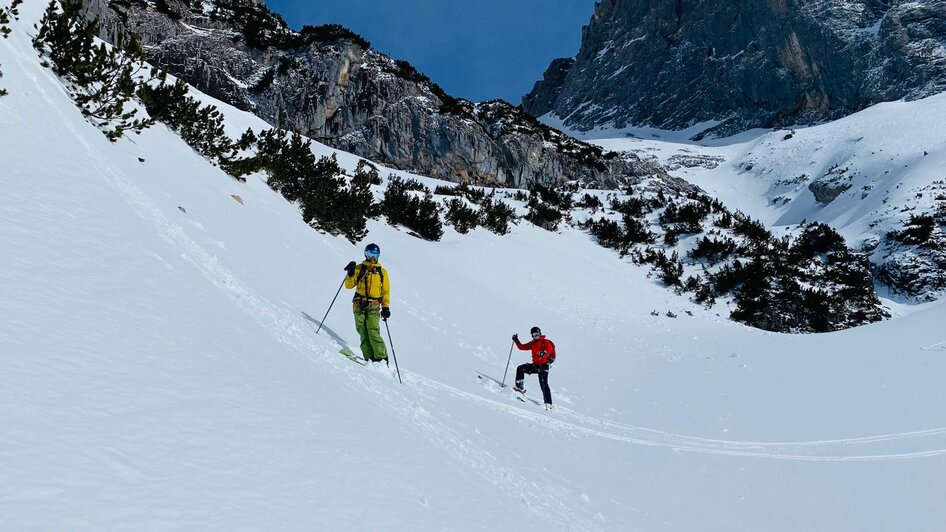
xmin=530 ymin=326 xmax=541 ymax=336
xmin=364 ymin=243 xmax=380 ymax=258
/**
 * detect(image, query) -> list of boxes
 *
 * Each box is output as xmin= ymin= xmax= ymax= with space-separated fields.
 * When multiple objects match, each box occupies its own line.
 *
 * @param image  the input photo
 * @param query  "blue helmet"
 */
xmin=364 ymin=243 xmax=380 ymax=259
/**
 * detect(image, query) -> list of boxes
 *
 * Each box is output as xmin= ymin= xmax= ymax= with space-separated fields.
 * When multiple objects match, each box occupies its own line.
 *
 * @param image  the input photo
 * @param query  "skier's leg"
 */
xmin=354 ymin=307 xmax=375 ymax=360
xmin=365 ymin=305 xmax=387 ymax=361
xmin=514 ymin=363 xmax=533 ymax=390
xmin=538 ymin=364 xmax=552 ymax=405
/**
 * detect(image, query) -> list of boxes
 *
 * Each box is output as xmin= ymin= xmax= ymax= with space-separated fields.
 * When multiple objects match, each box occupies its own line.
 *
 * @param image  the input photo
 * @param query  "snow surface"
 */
xmin=3 ymin=4 xmax=946 ymax=530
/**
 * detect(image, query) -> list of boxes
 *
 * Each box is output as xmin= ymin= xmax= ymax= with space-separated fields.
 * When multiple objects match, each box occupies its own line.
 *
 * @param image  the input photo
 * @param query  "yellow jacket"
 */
xmin=345 ymin=261 xmax=390 ymax=307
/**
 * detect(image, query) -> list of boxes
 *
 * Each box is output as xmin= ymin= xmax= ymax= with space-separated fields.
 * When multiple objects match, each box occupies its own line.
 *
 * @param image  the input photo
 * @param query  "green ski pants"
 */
xmin=354 ymin=305 xmax=387 ymax=361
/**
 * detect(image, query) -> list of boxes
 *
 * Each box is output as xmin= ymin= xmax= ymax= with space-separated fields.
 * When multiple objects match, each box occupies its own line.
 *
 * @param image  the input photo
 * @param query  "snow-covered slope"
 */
xmin=4 ymin=4 xmax=946 ymax=531
xmin=567 ymin=93 xmax=946 ymax=303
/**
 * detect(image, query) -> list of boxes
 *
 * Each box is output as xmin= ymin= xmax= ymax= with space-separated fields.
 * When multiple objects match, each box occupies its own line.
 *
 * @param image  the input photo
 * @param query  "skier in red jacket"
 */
xmin=512 ymin=326 xmax=555 ymax=409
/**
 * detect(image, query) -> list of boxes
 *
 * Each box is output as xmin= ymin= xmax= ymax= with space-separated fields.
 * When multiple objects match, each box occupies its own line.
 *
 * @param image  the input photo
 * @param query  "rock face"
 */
xmin=520 ymin=57 xmax=574 ymax=118
xmin=877 ymin=245 xmax=946 ymax=300
xmin=86 ymin=0 xmax=662 ymax=188
xmin=523 ymin=0 xmax=946 ymax=138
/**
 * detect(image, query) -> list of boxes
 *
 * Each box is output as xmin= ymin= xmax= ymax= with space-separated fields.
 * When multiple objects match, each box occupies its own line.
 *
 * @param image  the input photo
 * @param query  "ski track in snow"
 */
xmin=423 ymin=377 xmax=946 ymax=463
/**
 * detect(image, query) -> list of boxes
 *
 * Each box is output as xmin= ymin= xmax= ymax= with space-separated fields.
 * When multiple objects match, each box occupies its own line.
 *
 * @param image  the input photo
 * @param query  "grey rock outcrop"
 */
xmin=877 ymin=245 xmax=946 ymax=300
xmin=809 ymin=179 xmax=852 ymax=204
xmin=523 ymin=0 xmax=946 ymax=139
xmin=521 ymin=57 xmax=574 ymax=118
xmin=86 ymin=0 xmax=662 ymax=188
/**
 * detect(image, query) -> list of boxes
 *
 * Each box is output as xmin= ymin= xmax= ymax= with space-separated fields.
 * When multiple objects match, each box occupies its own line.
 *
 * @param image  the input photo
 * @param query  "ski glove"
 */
xmin=512 ymin=334 xmax=519 ymax=342
xmin=344 ymin=261 xmax=357 ymax=277
xmin=381 ymin=307 xmax=391 ymax=319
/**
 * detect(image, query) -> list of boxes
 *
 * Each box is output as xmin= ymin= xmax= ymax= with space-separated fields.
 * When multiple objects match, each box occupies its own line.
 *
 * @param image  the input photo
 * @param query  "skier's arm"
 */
xmin=381 ymin=267 xmax=391 ymax=307
xmin=344 ymin=264 xmax=360 ymax=289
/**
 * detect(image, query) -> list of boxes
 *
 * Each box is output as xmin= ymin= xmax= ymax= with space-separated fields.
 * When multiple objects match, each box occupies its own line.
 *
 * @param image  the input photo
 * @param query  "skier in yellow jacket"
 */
xmin=344 ymin=243 xmax=391 ymax=363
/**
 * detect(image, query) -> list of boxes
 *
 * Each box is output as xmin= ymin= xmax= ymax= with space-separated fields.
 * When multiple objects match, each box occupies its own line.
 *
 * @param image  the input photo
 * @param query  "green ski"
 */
xmin=340 ymin=347 xmax=367 ymax=366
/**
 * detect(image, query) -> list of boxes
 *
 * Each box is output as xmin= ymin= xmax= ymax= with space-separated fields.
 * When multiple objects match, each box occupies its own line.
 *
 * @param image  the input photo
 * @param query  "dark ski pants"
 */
xmin=515 ymin=363 xmax=552 ymax=405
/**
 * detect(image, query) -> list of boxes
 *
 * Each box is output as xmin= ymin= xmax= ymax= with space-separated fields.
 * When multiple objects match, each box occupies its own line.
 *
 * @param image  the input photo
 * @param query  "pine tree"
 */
xmin=216 ymin=127 xmax=366 ymax=238
xmin=219 ymin=128 xmax=262 ymax=179
xmin=888 ymin=214 xmax=936 ymax=247
xmin=657 ymin=250 xmax=684 ymax=286
xmin=382 ymin=176 xmax=443 ymax=241
xmin=0 ymin=0 xmax=23 ymax=97
xmin=299 ymin=153 xmax=345 ymax=234
xmin=479 ymin=197 xmax=516 ymax=235
xmin=444 ymin=198 xmax=480 ymax=234
xmin=354 ymin=159 xmax=383 ymax=186
xmin=139 ymin=71 xmax=233 ymax=160
xmin=33 ymin=0 xmax=154 ymax=141
xmin=414 ymin=190 xmax=444 ymax=241
xmin=525 ymin=182 xmax=573 ymax=231
xmin=332 ymin=160 xmax=379 ymax=243
xmin=252 ymin=129 xmax=317 ymax=201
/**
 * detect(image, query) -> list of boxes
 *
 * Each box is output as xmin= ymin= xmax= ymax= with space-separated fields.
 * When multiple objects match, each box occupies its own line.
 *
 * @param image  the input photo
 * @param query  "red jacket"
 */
xmin=515 ymin=335 xmax=556 ymax=365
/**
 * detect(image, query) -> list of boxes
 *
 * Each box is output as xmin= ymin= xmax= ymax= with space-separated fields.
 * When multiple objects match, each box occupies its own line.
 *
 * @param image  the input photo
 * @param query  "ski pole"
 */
xmin=383 ymin=318 xmax=402 ymax=384
xmin=315 ymin=277 xmax=346 ymax=335
xmin=501 ymin=340 xmax=514 ymax=387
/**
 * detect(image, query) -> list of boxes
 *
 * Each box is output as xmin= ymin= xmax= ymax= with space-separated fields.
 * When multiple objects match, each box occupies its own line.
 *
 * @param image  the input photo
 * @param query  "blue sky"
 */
xmin=265 ymin=0 xmax=598 ymax=104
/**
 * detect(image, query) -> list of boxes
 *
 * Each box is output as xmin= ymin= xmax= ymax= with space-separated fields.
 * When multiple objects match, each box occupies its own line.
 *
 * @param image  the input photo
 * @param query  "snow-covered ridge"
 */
xmin=4 ymin=2 xmax=946 ymax=530
xmin=578 ymin=92 xmax=946 ymax=304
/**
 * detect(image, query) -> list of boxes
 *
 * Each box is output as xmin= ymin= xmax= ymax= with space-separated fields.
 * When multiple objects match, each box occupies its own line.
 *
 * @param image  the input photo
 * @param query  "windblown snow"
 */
xmin=3 ymin=3 xmax=946 ymax=531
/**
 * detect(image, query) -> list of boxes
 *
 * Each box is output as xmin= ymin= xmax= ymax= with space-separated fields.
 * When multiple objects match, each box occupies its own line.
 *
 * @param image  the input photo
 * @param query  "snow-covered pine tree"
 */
xmin=33 ymin=0 xmax=153 ymax=141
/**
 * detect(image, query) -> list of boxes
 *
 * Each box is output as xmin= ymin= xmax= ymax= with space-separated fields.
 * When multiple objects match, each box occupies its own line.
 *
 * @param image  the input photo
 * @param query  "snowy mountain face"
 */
xmin=523 ymin=0 xmax=946 ymax=139
xmin=579 ymin=91 xmax=946 ymax=302
xmin=79 ymin=0 xmax=660 ymax=189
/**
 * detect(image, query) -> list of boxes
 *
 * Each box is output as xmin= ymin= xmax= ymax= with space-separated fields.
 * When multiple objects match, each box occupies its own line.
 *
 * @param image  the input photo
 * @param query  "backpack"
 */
xmin=354 ymin=264 xmax=385 ymax=306
xmin=545 ymin=339 xmax=557 ymax=364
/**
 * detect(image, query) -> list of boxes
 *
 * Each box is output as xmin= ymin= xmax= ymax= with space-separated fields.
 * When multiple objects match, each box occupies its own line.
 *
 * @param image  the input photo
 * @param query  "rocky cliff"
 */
xmin=86 ymin=0 xmax=663 ymax=188
xmin=524 ymin=0 xmax=946 ymax=138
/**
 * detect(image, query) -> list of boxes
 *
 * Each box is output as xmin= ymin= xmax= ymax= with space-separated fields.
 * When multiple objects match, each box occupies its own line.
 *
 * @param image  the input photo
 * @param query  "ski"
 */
xmin=339 ymin=347 xmax=367 ymax=366
xmin=476 ymin=373 xmax=541 ymax=405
